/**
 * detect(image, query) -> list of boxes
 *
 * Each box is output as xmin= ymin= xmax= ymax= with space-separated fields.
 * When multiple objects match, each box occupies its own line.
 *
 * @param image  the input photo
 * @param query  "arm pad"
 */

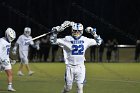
xmin=50 ymin=33 xmax=58 ymax=45
xmin=94 ymin=35 xmax=103 ymax=45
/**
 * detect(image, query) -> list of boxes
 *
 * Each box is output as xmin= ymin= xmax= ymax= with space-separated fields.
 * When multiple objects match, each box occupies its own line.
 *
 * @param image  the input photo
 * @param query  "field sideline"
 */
xmin=0 ymin=63 xmax=140 ymax=93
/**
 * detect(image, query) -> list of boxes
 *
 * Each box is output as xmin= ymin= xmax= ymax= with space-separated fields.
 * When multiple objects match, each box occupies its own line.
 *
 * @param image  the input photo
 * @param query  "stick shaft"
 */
xmin=31 ymin=33 xmax=47 ymax=41
xmin=26 ymin=31 xmax=52 ymax=43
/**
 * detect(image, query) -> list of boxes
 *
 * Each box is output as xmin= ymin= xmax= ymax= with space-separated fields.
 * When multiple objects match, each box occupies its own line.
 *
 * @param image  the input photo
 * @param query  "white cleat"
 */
xmin=8 ymin=88 xmax=16 ymax=92
xmin=28 ymin=71 xmax=34 ymax=76
xmin=17 ymin=71 xmax=24 ymax=76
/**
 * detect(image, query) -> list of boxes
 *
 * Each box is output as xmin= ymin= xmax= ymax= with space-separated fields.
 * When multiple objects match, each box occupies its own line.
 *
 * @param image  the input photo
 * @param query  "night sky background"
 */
xmin=0 ymin=0 xmax=140 ymax=44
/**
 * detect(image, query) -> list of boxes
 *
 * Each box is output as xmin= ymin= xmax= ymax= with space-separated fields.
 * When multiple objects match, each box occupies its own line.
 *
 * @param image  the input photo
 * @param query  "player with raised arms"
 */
xmin=50 ymin=21 xmax=102 ymax=93
xmin=0 ymin=28 xmax=16 ymax=91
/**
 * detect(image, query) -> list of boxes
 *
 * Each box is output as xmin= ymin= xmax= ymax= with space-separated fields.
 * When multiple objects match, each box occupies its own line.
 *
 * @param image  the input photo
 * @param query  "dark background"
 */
xmin=0 ymin=0 xmax=140 ymax=44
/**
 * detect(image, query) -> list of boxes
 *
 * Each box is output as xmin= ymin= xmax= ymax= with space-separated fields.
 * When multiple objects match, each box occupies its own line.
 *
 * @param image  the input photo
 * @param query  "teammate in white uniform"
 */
xmin=12 ymin=27 xmax=39 ymax=76
xmin=50 ymin=22 xmax=102 ymax=93
xmin=0 ymin=28 xmax=16 ymax=91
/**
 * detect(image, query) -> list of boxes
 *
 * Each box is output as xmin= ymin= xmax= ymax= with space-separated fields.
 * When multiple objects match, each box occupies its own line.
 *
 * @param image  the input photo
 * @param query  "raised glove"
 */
xmin=85 ymin=27 xmax=93 ymax=33
xmin=61 ymin=21 xmax=71 ymax=28
xmin=52 ymin=21 xmax=75 ymax=33
xmin=85 ymin=27 xmax=97 ymax=37
xmin=85 ymin=27 xmax=102 ymax=45
xmin=60 ymin=21 xmax=74 ymax=31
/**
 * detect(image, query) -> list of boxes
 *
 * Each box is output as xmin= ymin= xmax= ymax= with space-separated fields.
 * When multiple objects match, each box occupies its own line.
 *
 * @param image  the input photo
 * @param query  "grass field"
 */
xmin=0 ymin=63 xmax=140 ymax=93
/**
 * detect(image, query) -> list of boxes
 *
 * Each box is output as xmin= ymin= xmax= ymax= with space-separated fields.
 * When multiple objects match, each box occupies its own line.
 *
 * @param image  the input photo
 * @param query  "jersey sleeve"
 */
xmin=57 ymin=38 xmax=72 ymax=50
xmin=86 ymin=37 xmax=97 ymax=48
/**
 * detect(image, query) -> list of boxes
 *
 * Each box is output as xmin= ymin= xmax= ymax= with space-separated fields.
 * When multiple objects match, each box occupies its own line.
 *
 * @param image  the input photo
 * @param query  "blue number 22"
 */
xmin=72 ymin=45 xmax=84 ymax=55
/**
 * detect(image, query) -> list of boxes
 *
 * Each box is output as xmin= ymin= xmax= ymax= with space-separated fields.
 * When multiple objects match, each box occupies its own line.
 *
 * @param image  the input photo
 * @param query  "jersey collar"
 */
xmin=72 ymin=36 xmax=82 ymax=40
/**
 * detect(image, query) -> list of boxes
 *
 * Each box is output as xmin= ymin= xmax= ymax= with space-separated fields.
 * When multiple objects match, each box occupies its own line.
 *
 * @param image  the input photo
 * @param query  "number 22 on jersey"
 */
xmin=72 ymin=44 xmax=84 ymax=55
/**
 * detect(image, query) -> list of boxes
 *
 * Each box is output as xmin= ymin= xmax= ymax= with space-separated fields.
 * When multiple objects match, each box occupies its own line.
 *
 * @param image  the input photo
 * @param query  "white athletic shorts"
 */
xmin=65 ymin=64 xmax=86 ymax=85
xmin=19 ymin=50 xmax=29 ymax=64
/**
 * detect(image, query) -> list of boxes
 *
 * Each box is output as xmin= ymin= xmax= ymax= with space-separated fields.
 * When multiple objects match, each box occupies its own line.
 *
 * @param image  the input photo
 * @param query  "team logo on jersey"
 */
xmin=71 ymin=40 xmax=84 ymax=44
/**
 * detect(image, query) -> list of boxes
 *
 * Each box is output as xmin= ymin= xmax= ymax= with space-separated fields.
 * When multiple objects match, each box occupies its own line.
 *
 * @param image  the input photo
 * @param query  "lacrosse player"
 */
xmin=12 ymin=27 xmax=39 ymax=76
xmin=50 ymin=21 xmax=102 ymax=93
xmin=0 ymin=28 xmax=16 ymax=91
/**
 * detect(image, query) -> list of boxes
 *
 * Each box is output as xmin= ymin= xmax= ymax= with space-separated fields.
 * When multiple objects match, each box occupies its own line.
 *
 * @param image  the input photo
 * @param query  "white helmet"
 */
xmin=24 ymin=27 xmax=31 ymax=37
xmin=72 ymin=23 xmax=83 ymax=38
xmin=5 ymin=28 xmax=16 ymax=42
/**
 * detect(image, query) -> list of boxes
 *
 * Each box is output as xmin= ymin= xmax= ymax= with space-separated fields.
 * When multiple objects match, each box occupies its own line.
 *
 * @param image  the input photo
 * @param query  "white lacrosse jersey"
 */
xmin=0 ymin=37 xmax=11 ymax=61
xmin=57 ymin=36 xmax=97 ymax=65
xmin=16 ymin=35 xmax=34 ymax=51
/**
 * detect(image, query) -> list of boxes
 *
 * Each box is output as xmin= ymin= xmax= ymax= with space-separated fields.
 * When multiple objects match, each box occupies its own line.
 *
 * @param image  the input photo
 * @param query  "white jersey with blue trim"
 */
xmin=16 ymin=35 xmax=34 ymax=51
xmin=57 ymin=36 xmax=97 ymax=65
xmin=0 ymin=38 xmax=11 ymax=61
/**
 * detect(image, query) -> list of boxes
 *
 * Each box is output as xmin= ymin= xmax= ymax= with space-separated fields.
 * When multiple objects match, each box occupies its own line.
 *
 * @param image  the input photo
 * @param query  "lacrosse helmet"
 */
xmin=24 ymin=27 xmax=31 ymax=37
xmin=71 ymin=23 xmax=83 ymax=38
xmin=5 ymin=28 xmax=16 ymax=42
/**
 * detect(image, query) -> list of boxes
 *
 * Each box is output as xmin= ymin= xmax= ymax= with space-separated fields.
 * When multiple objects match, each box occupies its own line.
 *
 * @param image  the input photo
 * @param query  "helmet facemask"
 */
xmin=72 ymin=23 xmax=83 ymax=39
xmin=24 ymin=27 xmax=31 ymax=37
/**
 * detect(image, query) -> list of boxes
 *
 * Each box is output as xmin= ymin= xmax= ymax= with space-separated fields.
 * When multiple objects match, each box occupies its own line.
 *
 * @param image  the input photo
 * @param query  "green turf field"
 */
xmin=0 ymin=63 xmax=140 ymax=93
